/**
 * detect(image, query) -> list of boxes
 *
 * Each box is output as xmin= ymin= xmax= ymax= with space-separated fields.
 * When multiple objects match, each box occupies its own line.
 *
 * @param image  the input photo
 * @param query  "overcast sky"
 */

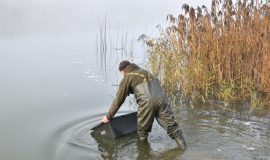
xmin=0 ymin=0 xmax=212 ymax=37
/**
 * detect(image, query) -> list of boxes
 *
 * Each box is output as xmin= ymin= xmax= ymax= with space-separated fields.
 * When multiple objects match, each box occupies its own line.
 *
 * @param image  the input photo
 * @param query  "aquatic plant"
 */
xmin=95 ymin=16 xmax=135 ymax=78
xmin=140 ymin=0 xmax=270 ymax=108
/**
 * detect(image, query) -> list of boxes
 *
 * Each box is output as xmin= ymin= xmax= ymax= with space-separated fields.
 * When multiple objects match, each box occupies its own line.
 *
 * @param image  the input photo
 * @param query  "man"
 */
xmin=102 ymin=60 xmax=186 ymax=150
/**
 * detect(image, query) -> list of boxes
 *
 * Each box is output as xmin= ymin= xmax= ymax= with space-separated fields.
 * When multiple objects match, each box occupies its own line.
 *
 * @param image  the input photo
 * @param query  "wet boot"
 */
xmin=175 ymin=135 xmax=186 ymax=150
xmin=138 ymin=130 xmax=149 ymax=141
xmin=138 ymin=134 xmax=148 ymax=141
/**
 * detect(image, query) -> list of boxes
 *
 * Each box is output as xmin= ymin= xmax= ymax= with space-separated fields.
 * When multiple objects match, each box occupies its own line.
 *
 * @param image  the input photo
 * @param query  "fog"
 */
xmin=0 ymin=1 xmax=212 ymax=160
xmin=0 ymin=0 xmax=212 ymax=37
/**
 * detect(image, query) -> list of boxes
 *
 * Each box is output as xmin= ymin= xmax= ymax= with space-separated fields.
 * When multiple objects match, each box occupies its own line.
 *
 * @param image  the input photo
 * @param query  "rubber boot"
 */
xmin=175 ymin=135 xmax=186 ymax=150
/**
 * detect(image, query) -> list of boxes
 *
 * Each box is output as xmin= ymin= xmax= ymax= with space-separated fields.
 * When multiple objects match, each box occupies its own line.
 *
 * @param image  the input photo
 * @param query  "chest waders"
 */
xmin=126 ymin=72 xmax=186 ymax=150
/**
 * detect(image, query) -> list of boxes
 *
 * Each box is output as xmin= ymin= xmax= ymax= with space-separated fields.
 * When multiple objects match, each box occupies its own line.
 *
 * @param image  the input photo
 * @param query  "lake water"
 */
xmin=55 ymin=104 xmax=270 ymax=160
xmin=1 ymin=1 xmax=270 ymax=160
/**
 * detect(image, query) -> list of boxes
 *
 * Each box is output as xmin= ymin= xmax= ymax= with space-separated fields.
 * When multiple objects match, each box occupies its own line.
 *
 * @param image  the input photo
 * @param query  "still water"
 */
xmin=1 ymin=0 xmax=270 ymax=160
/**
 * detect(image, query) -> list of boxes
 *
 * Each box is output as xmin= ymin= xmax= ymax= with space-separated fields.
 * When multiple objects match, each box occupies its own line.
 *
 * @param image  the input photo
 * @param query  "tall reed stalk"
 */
xmin=140 ymin=0 xmax=270 ymax=108
xmin=95 ymin=17 xmax=135 ymax=78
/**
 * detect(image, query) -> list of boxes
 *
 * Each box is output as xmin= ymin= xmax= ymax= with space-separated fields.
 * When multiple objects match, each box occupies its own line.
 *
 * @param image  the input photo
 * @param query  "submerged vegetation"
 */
xmin=140 ymin=0 xmax=270 ymax=108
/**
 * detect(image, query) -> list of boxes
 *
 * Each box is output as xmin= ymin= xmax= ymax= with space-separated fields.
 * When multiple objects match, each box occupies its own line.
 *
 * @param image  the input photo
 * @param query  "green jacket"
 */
xmin=106 ymin=63 xmax=152 ymax=119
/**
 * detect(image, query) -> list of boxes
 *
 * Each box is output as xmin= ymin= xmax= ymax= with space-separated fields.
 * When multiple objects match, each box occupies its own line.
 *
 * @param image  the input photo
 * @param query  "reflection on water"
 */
xmin=54 ymin=105 xmax=270 ymax=160
xmin=1 ymin=1 xmax=270 ymax=158
xmin=91 ymin=133 xmax=184 ymax=160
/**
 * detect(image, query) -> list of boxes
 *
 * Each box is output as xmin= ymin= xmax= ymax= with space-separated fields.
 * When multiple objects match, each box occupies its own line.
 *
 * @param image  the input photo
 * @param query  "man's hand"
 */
xmin=102 ymin=115 xmax=110 ymax=123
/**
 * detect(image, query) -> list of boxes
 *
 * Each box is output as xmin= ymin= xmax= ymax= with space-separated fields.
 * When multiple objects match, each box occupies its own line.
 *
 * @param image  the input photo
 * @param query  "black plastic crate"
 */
xmin=91 ymin=112 xmax=137 ymax=139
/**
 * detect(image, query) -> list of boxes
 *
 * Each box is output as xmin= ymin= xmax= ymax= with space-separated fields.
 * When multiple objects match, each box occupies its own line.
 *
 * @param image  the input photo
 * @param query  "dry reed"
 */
xmin=140 ymin=0 xmax=270 ymax=108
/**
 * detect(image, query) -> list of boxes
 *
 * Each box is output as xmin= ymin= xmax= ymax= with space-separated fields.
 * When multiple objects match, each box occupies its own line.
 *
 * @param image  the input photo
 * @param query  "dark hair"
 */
xmin=119 ymin=60 xmax=130 ymax=71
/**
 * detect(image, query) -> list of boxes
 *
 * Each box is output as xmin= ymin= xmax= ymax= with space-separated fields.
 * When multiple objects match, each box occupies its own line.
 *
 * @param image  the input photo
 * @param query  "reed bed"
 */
xmin=140 ymin=0 xmax=270 ymax=108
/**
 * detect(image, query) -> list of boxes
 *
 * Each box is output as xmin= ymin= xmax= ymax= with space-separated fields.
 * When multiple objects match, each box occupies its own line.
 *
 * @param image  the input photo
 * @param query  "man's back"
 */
xmin=103 ymin=61 xmax=186 ymax=150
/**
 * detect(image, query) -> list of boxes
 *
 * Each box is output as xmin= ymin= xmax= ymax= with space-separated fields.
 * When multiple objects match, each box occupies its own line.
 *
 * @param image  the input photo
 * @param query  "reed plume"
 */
xmin=141 ymin=0 xmax=270 ymax=108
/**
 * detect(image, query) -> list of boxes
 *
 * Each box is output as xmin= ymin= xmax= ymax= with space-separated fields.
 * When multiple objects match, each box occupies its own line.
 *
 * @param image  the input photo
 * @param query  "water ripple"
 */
xmin=52 ymin=106 xmax=270 ymax=160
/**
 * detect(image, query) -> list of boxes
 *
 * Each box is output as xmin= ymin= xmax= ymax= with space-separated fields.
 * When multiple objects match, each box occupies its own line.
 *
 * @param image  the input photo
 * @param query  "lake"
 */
xmin=0 ymin=0 xmax=269 ymax=160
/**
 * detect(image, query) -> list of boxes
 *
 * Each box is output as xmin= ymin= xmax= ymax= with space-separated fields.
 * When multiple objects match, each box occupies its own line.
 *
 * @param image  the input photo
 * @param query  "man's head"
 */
xmin=119 ymin=60 xmax=130 ymax=76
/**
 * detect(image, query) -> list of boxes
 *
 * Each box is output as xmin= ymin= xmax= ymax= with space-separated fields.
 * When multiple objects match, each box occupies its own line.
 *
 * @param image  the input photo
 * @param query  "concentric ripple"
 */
xmin=53 ymin=106 xmax=270 ymax=160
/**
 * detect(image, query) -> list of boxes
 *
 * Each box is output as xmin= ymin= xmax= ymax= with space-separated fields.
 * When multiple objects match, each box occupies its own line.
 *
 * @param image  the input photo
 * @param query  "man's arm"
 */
xmin=103 ymin=78 xmax=130 ymax=122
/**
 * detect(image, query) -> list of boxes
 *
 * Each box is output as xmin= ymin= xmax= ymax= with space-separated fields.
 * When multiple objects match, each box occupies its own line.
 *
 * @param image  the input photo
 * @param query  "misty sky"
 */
xmin=0 ymin=0 xmax=212 ymax=37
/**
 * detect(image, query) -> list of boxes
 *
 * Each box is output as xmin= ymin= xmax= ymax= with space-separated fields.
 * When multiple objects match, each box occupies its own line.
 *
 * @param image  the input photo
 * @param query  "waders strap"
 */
xmin=126 ymin=72 xmax=152 ymax=81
